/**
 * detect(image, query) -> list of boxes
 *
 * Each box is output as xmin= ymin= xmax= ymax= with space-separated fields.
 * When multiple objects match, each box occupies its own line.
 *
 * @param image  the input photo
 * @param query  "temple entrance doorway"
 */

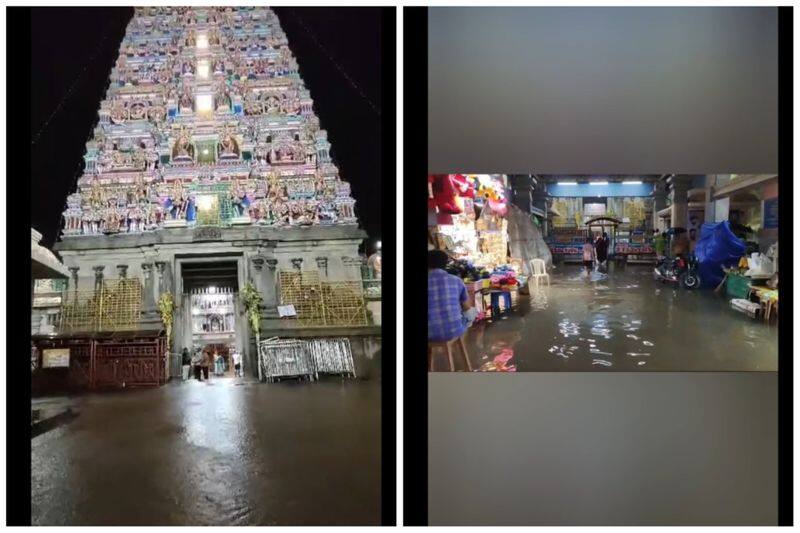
xmin=199 ymin=343 xmax=236 ymax=377
xmin=179 ymin=259 xmax=245 ymax=379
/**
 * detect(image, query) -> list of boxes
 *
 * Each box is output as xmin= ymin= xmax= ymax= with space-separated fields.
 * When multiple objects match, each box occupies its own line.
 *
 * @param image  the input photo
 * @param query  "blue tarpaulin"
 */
xmin=694 ymin=221 xmax=746 ymax=288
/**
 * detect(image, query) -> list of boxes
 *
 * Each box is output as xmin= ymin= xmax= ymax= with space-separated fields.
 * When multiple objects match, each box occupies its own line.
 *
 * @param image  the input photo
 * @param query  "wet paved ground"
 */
xmin=447 ymin=264 xmax=777 ymax=372
xmin=32 ymin=377 xmax=381 ymax=526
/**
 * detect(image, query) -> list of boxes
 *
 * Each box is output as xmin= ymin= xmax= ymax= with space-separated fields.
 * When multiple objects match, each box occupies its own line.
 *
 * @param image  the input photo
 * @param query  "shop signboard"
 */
xmin=42 ymin=348 xmax=70 ymax=368
xmin=763 ymin=198 xmax=778 ymax=229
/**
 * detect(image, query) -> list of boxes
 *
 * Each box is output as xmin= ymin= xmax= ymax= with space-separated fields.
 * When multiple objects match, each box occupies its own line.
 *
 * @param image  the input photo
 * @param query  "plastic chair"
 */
xmin=529 ymin=258 xmax=550 ymax=289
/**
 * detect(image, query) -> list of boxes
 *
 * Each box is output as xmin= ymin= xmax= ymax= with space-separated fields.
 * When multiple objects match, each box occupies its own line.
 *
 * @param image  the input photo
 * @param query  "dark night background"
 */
xmin=30 ymin=7 xmax=384 ymax=248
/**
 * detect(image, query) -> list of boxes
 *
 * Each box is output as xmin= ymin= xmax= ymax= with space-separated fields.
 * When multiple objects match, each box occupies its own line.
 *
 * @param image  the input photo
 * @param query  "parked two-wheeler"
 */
xmin=653 ymin=254 xmax=702 ymax=289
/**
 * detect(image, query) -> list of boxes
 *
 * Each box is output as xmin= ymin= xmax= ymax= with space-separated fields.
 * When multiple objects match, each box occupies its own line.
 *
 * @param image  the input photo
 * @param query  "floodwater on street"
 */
xmin=32 ymin=378 xmax=381 ymax=526
xmin=441 ymin=264 xmax=778 ymax=372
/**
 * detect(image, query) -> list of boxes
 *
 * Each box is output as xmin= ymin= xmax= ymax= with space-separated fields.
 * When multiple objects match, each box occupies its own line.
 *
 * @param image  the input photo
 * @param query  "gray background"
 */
xmin=428 ymin=7 xmax=778 ymax=174
xmin=429 ymin=373 xmax=777 ymax=526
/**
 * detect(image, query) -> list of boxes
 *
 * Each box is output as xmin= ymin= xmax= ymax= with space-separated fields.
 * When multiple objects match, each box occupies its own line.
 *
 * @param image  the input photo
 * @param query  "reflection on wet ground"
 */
xmin=32 ymin=378 xmax=381 ymax=526
xmin=463 ymin=264 xmax=777 ymax=372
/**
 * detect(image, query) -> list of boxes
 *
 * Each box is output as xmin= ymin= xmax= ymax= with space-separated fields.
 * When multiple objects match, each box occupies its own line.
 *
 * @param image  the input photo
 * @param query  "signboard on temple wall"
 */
xmin=42 ymin=348 xmax=70 ymax=368
xmin=763 ymin=198 xmax=778 ymax=229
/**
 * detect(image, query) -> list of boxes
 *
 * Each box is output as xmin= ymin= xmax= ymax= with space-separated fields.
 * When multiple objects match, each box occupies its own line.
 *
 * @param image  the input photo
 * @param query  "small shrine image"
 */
xmin=46 ymin=6 xmax=380 ymax=386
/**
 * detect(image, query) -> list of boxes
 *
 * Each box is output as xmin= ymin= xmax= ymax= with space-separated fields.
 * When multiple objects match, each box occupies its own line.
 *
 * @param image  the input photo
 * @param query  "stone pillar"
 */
xmin=508 ymin=174 xmax=533 ymax=213
xmin=250 ymin=257 xmax=264 ymax=291
xmin=668 ymin=175 xmax=690 ymax=229
xmin=316 ymin=256 xmax=328 ymax=278
xmin=155 ymin=261 xmax=166 ymax=295
xmin=68 ymin=267 xmax=80 ymax=298
xmin=141 ymin=263 xmax=155 ymax=308
xmin=652 ymin=180 xmax=668 ymax=231
xmin=93 ymin=265 xmax=105 ymax=292
xmin=264 ymin=259 xmax=279 ymax=307
xmin=291 ymin=257 xmax=303 ymax=271
xmin=117 ymin=264 xmax=128 ymax=279
xmin=342 ymin=256 xmax=363 ymax=280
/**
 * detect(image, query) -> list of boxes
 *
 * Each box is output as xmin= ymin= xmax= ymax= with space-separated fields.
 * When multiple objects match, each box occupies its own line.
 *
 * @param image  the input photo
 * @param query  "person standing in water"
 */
xmin=582 ymin=236 xmax=595 ymax=276
xmin=595 ymin=232 xmax=610 ymax=271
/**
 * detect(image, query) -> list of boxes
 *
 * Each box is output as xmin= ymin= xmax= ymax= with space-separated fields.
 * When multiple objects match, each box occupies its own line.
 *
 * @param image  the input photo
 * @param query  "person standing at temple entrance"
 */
xmin=191 ymin=348 xmax=204 ymax=381
xmin=201 ymin=349 xmax=212 ymax=381
xmin=232 ymin=349 xmax=243 ymax=378
xmin=181 ymin=347 xmax=191 ymax=381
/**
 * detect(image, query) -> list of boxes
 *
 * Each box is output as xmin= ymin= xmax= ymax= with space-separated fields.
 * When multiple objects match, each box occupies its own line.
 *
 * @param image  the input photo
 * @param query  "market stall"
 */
xmin=428 ymin=174 xmax=524 ymax=319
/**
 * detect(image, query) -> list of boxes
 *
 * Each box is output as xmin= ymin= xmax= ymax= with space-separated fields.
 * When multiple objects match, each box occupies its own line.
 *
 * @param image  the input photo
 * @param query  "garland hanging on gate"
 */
xmin=240 ymin=282 xmax=263 ymax=338
xmin=157 ymin=292 xmax=175 ymax=348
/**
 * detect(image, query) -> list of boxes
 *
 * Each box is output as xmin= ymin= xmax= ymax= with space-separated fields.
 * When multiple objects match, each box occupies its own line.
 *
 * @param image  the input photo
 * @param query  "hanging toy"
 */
xmin=451 ymin=174 xmax=476 ymax=198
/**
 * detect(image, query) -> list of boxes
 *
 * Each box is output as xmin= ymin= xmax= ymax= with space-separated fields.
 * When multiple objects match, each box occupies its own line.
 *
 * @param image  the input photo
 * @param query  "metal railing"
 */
xmin=278 ymin=270 xmax=369 ymax=327
xmin=59 ymin=279 xmax=143 ymax=333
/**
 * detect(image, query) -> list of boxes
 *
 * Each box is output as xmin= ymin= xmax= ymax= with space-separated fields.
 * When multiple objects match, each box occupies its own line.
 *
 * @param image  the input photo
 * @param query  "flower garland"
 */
xmin=157 ymin=292 xmax=175 ymax=348
xmin=240 ymin=282 xmax=263 ymax=338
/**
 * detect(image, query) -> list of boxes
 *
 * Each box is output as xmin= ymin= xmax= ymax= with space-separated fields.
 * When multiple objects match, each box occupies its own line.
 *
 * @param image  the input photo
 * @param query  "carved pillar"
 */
xmin=342 ymin=256 xmax=363 ymax=280
xmin=117 ymin=264 xmax=128 ymax=279
xmin=264 ymin=258 xmax=279 ymax=307
xmin=93 ymin=265 xmax=105 ymax=292
xmin=68 ymin=267 xmax=80 ymax=298
xmin=250 ymin=257 xmax=264 ymax=292
xmin=668 ymin=175 xmax=691 ymax=229
xmin=155 ymin=261 xmax=166 ymax=295
xmin=291 ymin=257 xmax=303 ymax=271
xmin=141 ymin=263 xmax=155 ymax=308
xmin=316 ymin=256 xmax=328 ymax=277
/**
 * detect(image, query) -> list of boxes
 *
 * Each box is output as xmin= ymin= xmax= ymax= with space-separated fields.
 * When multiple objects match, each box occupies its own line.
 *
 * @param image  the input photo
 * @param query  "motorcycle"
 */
xmin=654 ymin=254 xmax=701 ymax=289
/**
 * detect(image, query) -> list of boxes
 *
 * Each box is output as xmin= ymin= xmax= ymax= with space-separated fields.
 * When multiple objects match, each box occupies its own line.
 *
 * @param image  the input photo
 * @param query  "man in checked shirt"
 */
xmin=428 ymin=250 xmax=473 ymax=347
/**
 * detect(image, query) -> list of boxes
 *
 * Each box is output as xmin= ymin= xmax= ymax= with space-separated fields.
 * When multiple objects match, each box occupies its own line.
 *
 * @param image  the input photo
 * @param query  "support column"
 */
xmin=652 ymin=180 xmax=668 ymax=231
xmin=264 ymin=259 xmax=279 ymax=308
xmin=141 ymin=263 xmax=155 ymax=308
xmin=116 ymin=264 xmax=128 ymax=279
xmin=250 ymin=257 xmax=265 ymax=291
xmin=667 ymin=175 xmax=691 ymax=229
xmin=291 ymin=257 xmax=303 ymax=271
xmin=93 ymin=265 xmax=105 ymax=292
xmin=342 ymin=256 xmax=364 ymax=280
xmin=68 ymin=267 xmax=80 ymax=299
xmin=316 ymin=257 xmax=328 ymax=278
xmin=155 ymin=261 xmax=166 ymax=295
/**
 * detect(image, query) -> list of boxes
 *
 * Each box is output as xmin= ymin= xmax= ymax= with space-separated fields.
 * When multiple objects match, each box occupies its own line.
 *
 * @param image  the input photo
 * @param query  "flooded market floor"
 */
xmin=447 ymin=264 xmax=778 ymax=372
xmin=32 ymin=378 xmax=381 ymax=526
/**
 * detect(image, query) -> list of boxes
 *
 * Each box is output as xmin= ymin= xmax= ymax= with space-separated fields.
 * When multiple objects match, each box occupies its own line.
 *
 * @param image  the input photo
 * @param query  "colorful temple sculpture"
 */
xmin=50 ymin=7 xmax=379 ymax=383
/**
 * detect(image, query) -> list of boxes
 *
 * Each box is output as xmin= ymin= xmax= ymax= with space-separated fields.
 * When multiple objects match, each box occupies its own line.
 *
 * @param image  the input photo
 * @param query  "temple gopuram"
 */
xmin=37 ymin=7 xmax=379 ymax=388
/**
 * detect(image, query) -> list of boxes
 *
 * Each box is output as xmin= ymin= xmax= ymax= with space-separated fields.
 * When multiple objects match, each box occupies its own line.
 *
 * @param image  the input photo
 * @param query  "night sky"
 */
xmin=30 ymin=7 xmax=384 ymax=248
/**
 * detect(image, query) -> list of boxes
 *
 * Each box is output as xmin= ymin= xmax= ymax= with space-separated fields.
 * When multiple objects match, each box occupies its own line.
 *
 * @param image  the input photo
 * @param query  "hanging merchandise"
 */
xmin=431 ymin=174 xmax=462 ymax=215
xmin=451 ymin=173 xmax=476 ymax=198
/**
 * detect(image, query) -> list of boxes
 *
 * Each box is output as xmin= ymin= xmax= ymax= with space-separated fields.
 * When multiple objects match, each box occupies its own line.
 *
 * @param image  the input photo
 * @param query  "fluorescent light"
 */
xmin=623 ymin=181 xmax=643 ymax=185
xmin=557 ymin=181 xmax=578 ymax=186
xmin=590 ymin=181 xmax=609 ymax=186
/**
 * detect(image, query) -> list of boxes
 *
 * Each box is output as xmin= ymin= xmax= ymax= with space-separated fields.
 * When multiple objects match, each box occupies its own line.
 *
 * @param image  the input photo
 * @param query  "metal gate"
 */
xmin=33 ymin=334 xmax=168 ymax=390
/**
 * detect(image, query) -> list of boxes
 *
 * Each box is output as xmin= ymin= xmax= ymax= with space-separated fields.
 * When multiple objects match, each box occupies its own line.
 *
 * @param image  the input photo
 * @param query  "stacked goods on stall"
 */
xmin=428 ymin=174 xmax=525 ymax=320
